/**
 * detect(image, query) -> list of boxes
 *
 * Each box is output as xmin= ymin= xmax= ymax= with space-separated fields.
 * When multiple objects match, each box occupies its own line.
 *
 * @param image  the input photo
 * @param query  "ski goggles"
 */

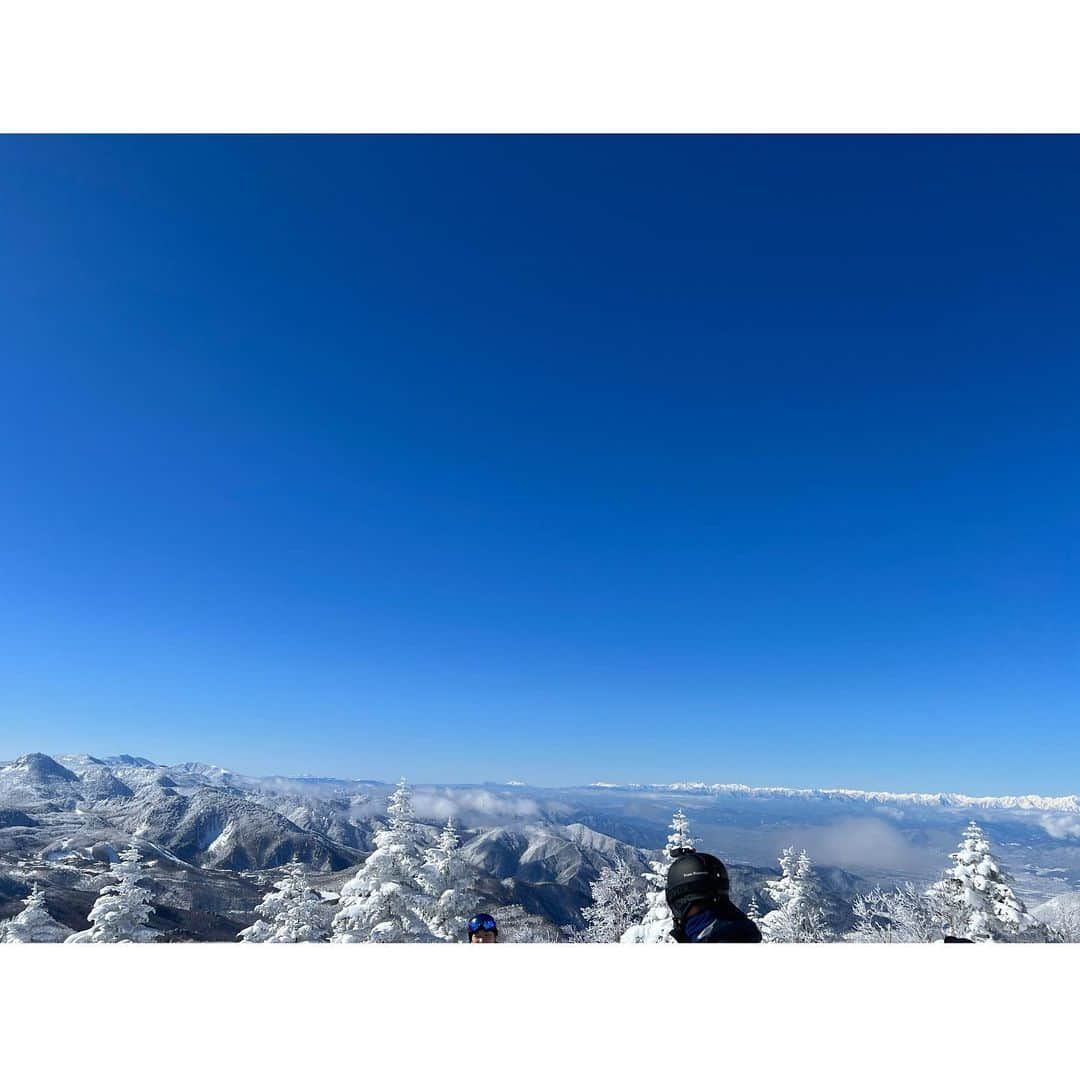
xmin=468 ymin=914 xmax=498 ymax=935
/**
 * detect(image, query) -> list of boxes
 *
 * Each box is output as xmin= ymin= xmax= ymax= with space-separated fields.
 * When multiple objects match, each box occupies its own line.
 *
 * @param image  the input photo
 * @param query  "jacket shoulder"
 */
xmin=699 ymin=902 xmax=763 ymax=943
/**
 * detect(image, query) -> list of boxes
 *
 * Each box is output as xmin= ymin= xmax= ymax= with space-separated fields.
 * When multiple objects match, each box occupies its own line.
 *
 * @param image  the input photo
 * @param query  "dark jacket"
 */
xmin=670 ymin=898 xmax=763 ymax=943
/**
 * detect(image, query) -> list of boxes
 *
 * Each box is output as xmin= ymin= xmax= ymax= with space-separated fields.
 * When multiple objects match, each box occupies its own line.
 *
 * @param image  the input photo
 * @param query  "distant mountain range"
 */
xmin=2 ymin=751 xmax=1078 ymax=941
xmin=588 ymin=780 xmax=1080 ymax=813
xmin=0 ymin=751 xmax=719 ymax=939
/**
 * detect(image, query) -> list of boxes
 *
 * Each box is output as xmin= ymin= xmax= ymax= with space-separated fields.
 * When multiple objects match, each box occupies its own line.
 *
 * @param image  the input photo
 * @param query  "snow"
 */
xmin=331 ymin=779 xmax=440 ymax=943
xmin=0 ymin=883 xmax=70 ymax=943
xmin=415 ymin=817 xmax=483 ymax=941
xmin=239 ymin=860 xmax=331 ymax=943
xmin=1032 ymin=891 xmax=1080 ymax=941
xmin=927 ymin=821 xmax=1046 ymax=942
xmin=7 ymin=751 xmax=1075 ymax=813
xmin=207 ymin=821 xmax=237 ymax=854
xmin=621 ymin=809 xmax=695 ymax=944
xmin=848 ymin=883 xmax=942 ymax=943
xmin=760 ymin=848 xmax=832 ymax=942
xmin=576 ymin=857 xmax=645 ymax=942
xmin=586 ymin=781 xmax=1080 ymax=813
xmin=3 ymin=747 xmax=1077 ymax=945
xmin=65 ymin=844 xmax=159 ymax=943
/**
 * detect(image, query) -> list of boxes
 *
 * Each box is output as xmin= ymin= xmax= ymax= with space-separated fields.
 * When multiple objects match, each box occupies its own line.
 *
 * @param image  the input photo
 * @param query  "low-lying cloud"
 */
xmin=409 ymin=788 xmax=571 ymax=826
xmin=1039 ymin=814 xmax=1080 ymax=841
xmin=788 ymin=817 xmax=941 ymax=875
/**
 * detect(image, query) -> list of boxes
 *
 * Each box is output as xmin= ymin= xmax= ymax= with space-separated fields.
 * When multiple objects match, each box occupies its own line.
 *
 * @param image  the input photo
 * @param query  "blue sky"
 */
xmin=1 ymin=137 xmax=1077 ymax=792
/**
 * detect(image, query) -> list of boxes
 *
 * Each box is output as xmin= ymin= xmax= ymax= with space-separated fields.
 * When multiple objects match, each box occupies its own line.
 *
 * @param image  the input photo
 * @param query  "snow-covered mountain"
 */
xmin=588 ymin=780 xmax=1080 ymax=814
xmin=574 ymin=778 xmax=1080 ymax=906
xmin=0 ymin=753 xmax=365 ymax=872
xmin=2 ymin=751 xmax=1078 ymax=941
xmin=0 ymin=752 xmax=133 ymax=806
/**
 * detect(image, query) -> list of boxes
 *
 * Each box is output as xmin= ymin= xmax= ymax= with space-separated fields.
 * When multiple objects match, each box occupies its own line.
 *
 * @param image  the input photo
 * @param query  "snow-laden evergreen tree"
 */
xmin=848 ymin=883 xmax=944 ymax=943
xmin=578 ymin=857 xmax=647 ymax=942
xmin=415 ymin=817 xmax=482 ymax=942
xmin=66 ymin=844 xmax=159 ymax=943
xmin=762 ymin=846 xmax=800 ymax=910
xmin=928 ymin=820 xmax=1046 ymax=942
xmin=745 ymin=893 xmax=762 ymax=926
xmin=331 ymin=778 xmax=438 ymax=943
xmin=239 ymin=859 xmax=330 ymax=943
xmin=760 ymin=847 xmax=831 ymax=942
xmin=621 ymin=809 xmax=696 ymax=944
xmin=669 ymin=809 xmax=695 ymax=852
xmin=0 ymin=883 xmax=69 ymax=943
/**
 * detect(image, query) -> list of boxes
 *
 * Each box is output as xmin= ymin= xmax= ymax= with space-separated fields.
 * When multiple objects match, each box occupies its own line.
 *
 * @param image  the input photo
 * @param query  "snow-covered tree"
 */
xmin=762 ymin=847 xmax=800 ymax=910
xmin=1033 ymin=893 xmax=1080 ymax=943
xmin=415 ymin=817 xmax=483 ymax=942
xmin=239 ymin=859 xmax=331 ymax=943
xmin=0 ymin=883 xmax=69 ymax=943
xmin=668 ymin=809 xmax=695 ymax=852
xmin=848 ymin=883 xmax=944 ymax=943
xmin=745 ymin=893 xmax=762 ymax=926
xmin=760 ymin=847 xmax=831 ymax=942
xmin=331 ymin=778 xmax=438 ymax=943
xmin=493 ymin=904 xmax=563 ymax=942
xmin=66 ymin=844 xmax=159 ymax=943
xmin=621 ymin=810 xmax=697 ymax=943
xmin=578 ymin=857 xmax=647 ymax=942
xmin=928 ymin=821 xmax=1046 ymax=942
xmin=1044 ymin=906 xmax=1080 ymax=944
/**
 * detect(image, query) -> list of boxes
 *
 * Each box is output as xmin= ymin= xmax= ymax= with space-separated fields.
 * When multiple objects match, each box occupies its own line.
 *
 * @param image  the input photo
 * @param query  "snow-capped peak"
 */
xmin=584 ymin=780 xmax=1080 ymax=813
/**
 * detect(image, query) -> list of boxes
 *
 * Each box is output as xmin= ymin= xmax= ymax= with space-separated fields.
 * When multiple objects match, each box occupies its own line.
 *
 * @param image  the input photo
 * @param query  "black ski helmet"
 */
xmin=665 ymin=849 xmax=730 ymax=926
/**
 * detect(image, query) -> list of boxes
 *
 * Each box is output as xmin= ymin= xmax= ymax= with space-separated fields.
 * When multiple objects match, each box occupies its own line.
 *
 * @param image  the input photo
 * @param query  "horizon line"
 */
xmin=4 ymin=749 xmax=1079 ymax=809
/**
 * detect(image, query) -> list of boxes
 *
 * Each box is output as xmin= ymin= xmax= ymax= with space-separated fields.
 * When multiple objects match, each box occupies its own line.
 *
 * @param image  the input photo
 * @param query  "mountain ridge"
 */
xmin=3 ymin=749 xmax=1078 ymax=941
xmin=588 ymin=780 xmax=1080 ymax=813
xmin=6 ymin=753 xmax=1076 ymax=812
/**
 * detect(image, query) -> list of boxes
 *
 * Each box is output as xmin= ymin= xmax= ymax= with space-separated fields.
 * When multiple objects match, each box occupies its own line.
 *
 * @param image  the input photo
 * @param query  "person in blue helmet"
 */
xmin=467 ymin=912 xmax=498 ymax=943
xmin=665 ymin=849 xmax=762 ymax=943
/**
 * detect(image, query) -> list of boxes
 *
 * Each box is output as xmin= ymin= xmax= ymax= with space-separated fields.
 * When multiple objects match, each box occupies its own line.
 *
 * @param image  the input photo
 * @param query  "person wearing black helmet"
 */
xmin=467 ymin=912 xmax=498 ymax=943
xmin=665 ymin=849 xmax=762 ymax=943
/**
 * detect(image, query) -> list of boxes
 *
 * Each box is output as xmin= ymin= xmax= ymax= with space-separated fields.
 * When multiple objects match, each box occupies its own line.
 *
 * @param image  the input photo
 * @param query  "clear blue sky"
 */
xmin=1 ymin=137 xmax=1077 ymax=793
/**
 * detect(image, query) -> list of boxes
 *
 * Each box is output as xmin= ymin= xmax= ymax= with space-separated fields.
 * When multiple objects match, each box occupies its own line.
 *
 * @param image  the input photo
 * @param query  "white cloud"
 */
xmin=408 ymin=788 xmax=569 ymax=825
xmin=1039 ymin=814 xmax=1080 ymax=840
xmin=792 ymin=817 xmax=941 ymax=874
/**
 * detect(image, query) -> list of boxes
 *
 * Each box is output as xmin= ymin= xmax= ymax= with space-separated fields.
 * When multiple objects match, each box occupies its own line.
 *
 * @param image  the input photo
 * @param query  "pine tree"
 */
xmin=928 ymin=820 xmax=1046 ymax=942
xmin=745 ymin=893 xmax=762 ymax=926
xmin=0 ymin=883 xmax=69 ymax=943
xmin=760 ymin=847 xmax=831 ymax=942
xmin=66 ymin=844 xmax=159 ymax=943
xmin=620 ymin=809 xmax=697 ymax=943
xmin=763 ymin=847 xmax=800 ymax=906
xmin=579 ymin=857 xmax=647 ymax=942
xmin=849 ymin=883 xmax=944 ymax=943
xmin=239 ymin=859 xmax=330 ymax=943
xmin=415 ymin=817 xmax=483 ymax=942
xmin=668 ymin=809 xmax=695 ymax=852
xmin=331 ymin=778 xmax=437 ymax=943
